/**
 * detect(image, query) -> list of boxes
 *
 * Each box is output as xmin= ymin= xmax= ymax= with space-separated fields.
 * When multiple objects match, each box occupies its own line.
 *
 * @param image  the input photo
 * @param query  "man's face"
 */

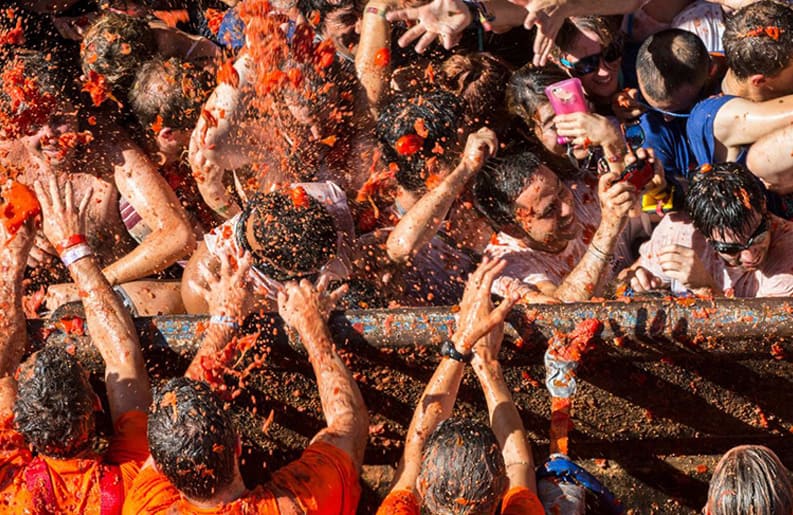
xmin=638 ymin=79 xmax=701 ymax=118
xmin=322 ymin=6 xmax=361 ymax=59
xmin=708 ymin=212 xmax=771 ymax=271
xmin=762 ymin=57 xmax=793 ymax=98
xmin=560 ymin=29 xmax=621 ymax=101
xmin=0 ymin=100 xmax=79 ymax=169
xmin=513 ymin=165 xmax=578 ymax=253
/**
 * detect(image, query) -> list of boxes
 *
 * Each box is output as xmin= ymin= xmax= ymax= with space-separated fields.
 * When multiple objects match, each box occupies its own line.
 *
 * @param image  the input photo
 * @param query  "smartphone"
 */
xmin=619 ymin=158 xmax=654 ymax=191
xmin=544 ymin=78 xmax=588 ymax=145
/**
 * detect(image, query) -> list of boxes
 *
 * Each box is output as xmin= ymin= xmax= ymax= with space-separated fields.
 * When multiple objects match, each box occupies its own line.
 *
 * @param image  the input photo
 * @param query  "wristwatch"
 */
xmin=440 ymin=340 xmax=472 ymax=363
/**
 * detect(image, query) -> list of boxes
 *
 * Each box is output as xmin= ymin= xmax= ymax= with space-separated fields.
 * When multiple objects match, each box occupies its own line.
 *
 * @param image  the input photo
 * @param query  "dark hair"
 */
xmin=552 ymin=15 xmax=622 ymax=58
xmin=686 ymin=162 xmax=766 ymax=240
xmin=239 ymin=188 xmax=337 ymax=281
xmin=707 ymin=445 xmax=793 ymax=515
xmin=506 ymin=64 xmax=569 ymax=126
xmin=723 ymin=0 xmax=793 ymax=79
xmin=439 ymin=52 xmax=511 ymax=129
xmin=81 ymin=11 xmax=157 ymax=93
xmin=473 ymin=151 xmax=543 ymax=229
xmin=14 ymin=346 xmax=94 ymax=458
xmin=376 ymin=90 xmax=463 ymax=192
xmin=148 ymin=377 xmax=238 ymax=501
xmin=129 ymin=56 xmax=213 ymax=130
xmin=636 ymin=29 xmax=710 ymax=104
xmin=418 ymin=417 xmax=508 ymax=514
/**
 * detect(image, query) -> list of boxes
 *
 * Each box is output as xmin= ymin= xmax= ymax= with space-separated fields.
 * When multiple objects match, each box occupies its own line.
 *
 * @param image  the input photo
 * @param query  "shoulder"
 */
xmin=268 ymin=441 xmax=361 ymax=515
xmin=376 ymin=489 xmax=420 ymax=515
xmin=122 ymin=466 xmax=180 ymax=515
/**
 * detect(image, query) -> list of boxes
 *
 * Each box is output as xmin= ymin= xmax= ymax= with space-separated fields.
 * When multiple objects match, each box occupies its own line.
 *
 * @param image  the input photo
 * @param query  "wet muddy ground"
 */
xmin=35 ymin=315 xmax=793 ymax=514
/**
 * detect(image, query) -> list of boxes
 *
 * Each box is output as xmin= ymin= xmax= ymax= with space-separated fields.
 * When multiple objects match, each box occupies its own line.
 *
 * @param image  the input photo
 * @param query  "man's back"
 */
xmin=0 ymin=410 xmax=148 ymax=514
xmin=123 ymin=441 xmax=360 ymax=515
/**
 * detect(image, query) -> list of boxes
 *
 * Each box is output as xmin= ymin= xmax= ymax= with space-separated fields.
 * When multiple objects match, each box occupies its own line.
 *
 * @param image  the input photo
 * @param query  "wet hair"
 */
xmin=636 ymin=29 xmax=710 ymax=104
xmin=81 ymin=11 xmax=157 ymax=93
xmin=238 ymin=188 xmax=338 ymax=282
xmin=473 ymin=150 xmax=544 ymax=230
xmin=376 ymin=90 xmax=463 ymax=192
xmin=14 ymin=346 xmax=94 ymax=458
xmin=506 ymin=64 xmax=569 ymax=127
xmin=418 ymin=417 xmax=508 ymax=514
xmin=129 ymin=56 xmax=213 ymax=130
xmin=686 ymin=162 xmax=767 ymax=240
xmin=552 ymin=15 xmax=622 ymax=59
xmin=723 ymin=0 xmax=793 ymax=79
xmin=439 ymin=52 xmax=511 ymax=129
xmin=148 ymin=377 xmax=238 ymax=501
xmin=707 ymin=445 xmax=793 ymax=515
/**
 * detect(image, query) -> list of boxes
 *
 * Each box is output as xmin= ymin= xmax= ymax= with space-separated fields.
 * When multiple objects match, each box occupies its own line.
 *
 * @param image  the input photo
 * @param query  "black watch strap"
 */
xmin=440 ymin=340 xmax=472 ymax=363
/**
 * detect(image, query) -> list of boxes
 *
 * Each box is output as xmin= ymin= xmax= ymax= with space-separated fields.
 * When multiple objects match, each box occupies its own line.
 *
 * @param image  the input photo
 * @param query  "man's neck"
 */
xmin=722 ymin=70 xmax=766 ymax=102
xmin=186 ymin=474 xmax=247 ymax=508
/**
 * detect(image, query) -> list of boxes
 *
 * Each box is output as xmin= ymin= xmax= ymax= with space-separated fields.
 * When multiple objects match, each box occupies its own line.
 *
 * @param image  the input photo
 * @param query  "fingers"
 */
xmin=327 ymin=283 xmax=349 ymax=310
xmin=415 ymin=29 xmax=438 ymax=53
xmin=386 ymin=6 xmax=420 ymax=22
xmin=48 ymin=176 xmax=63 ymax=214
xmin=33 ymin=181 xmax=51 ymax=211
xmin=64 ymin=181 xmax=74 ymax=214
xmin=489 ymin=291 xmax=518 ymax=323
xmin=78 ymin=188 xmax=93 ymax=230
xmin=315 ymin=272 xmax=330 ymax=295
xmin=397 ymin=22 xmax=426 ymax=48
xmin=480 ymin=258 xmax=507 ymax=295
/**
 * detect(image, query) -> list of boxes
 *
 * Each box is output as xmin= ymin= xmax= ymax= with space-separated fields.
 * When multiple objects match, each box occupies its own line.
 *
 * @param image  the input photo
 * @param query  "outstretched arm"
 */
xmin=185 ymin=246 xmax=254 ymax=382
xmin=277 ymin=279 xmax=369 ymax=470
xmin=387 ymin=257 xmax=518 ymax=494
xmin=356 ymin=0 xmax=395 ymax=118
xmin=387 ymin=128 xmax=497 ymax=263
xmin=0 ymin=220 xmax=35 ymax=418
xmin=35 ymin=178 xmax=151 ymax=423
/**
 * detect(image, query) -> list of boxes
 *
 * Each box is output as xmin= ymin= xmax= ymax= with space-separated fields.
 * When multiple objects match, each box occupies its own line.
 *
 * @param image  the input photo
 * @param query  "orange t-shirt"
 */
xmin=0 ymin=410 xmax=149 ymax=513
xmin=122 ymin=441 xmax=361 ymax=514
xmin=376 ymin=486 xmax=545 ymax=515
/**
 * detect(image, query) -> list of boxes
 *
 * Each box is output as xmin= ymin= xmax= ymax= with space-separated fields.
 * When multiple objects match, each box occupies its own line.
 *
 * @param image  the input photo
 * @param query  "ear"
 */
xmin=235 ymin=435 xmax=242 ymax=458
xmin=749 ymin=73 xmax=767 ymax=88
xmin=158 ymin=127 xmax=175 ymax=141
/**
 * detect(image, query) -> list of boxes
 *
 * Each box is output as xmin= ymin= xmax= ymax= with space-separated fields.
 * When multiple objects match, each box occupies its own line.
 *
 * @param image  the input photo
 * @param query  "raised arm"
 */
xmin=551 ymin=150 xmax=648 ymax=301
xmin=102 ymin=136 xmax=196 ymax=286
xmin=386 ymin=128 xmax=497 ymax=263
xmin=355 ymin=0 xmax=395 ymax=117
xmin=189 ymin=54 xmax=258 ymax=218
xmin=184 ymin=246 xmax=254 ymax=382
xmin=386 ymin=257 xmax=518 ymax=494
xmin=470 ymin=307 xmax=535 ymax=492
xmin=0 ymin=220 xmax=35 ymax=417
xmin=35 ymin=177 xmax=151 ymax=423
xmin=277 ymin=279 xmax=369 ymax=470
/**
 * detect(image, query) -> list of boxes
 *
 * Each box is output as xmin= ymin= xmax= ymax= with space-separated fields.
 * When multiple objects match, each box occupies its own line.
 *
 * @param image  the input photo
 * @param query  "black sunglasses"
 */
xmin=709 ymin=217 xmax=768 ymax=255
xmin=559 ymin=41 xmax=622 ymax=77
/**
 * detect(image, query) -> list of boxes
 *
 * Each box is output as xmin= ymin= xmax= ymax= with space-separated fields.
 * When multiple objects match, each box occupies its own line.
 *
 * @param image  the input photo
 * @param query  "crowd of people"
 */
xmin=1 ymin=0 xmax=793 ymax=512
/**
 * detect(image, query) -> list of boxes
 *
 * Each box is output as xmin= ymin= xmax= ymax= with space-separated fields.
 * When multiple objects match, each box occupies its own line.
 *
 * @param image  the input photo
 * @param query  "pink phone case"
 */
xmin=545 ymin=78 xmax=588 ymax=145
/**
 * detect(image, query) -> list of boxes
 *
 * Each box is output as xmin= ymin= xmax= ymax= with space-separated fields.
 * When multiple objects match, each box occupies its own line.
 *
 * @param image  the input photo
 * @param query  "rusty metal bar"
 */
xmin=27 ymin=297 xmax=793 ymax=356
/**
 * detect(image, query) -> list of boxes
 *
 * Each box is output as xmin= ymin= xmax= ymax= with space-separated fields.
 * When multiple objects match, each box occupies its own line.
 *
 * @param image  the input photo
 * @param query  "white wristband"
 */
xmin=61 ymin=244 xmax=93 ymax=267
xmin=209 ymin=315 xmax=240 ymax=329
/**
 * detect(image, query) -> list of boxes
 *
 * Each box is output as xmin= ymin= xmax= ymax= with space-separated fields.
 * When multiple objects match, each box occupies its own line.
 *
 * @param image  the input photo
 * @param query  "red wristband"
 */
xmin=56 ymin=234 xmax=87 ymax=255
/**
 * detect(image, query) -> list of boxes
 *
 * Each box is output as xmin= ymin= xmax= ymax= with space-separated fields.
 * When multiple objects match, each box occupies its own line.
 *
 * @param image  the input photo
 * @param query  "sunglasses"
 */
xmin=559 ymin=42 xmax=622 ymax=77
xmin=623 ymin=121 xmax=644 ymax=150
xmin=709 ymin=217 xmax=768 ymax=255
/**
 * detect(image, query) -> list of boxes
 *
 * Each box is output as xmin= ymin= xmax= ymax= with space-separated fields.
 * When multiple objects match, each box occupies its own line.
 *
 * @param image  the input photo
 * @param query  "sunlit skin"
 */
xmin=559 ymin=28 xmax=621 ymax=103
xmin=512 ymin=165 xmax=578 ymax=254
xmin=710 ymin=213 xmax=771 ymax=272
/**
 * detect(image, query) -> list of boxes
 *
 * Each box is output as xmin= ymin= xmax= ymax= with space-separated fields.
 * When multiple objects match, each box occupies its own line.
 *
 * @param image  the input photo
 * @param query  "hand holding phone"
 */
xmin=545 ymin=78 xmax=588 ymax=145
xmin=619 ymin=158 xmax=654 ymax=191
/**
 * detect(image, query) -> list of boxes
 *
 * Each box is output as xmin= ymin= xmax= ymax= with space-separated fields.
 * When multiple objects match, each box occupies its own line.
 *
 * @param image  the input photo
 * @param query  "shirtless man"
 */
xmin=0 ymin=51 xmax=195 ymax=315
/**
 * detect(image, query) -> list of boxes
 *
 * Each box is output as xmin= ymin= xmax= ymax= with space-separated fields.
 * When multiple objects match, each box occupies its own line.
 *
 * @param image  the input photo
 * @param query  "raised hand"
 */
xmin=452 ymin=256 xmax=519 ymax=356
xmin=195 ymin=246 xmax=254 ymax=321
xmin=386 ymin=0 xmax=472 ymax=53
xmin=33 ymin=176 xmax=91 ymax=251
